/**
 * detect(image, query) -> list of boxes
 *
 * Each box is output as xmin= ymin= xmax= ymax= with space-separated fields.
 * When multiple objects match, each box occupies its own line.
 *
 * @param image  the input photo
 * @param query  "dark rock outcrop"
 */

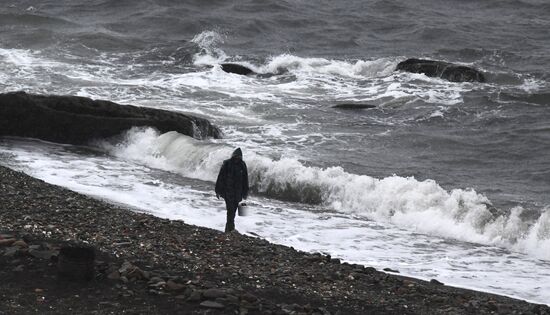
xmin=219 ymin=63 xmax=289 ymax=78
xmin=0 ymin=91 xmax=221 ymax=145
xmin=332 ymin=104 xmax=377 ymax=110
xmin=395 ymin=58 xmax=485 ymax=83
xmin=220 ymin=63 xmax=255 ymax=75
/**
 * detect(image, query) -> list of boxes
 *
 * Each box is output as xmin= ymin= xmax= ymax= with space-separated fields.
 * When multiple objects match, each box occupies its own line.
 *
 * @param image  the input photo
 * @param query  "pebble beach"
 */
xmin=1 ymin=165 xmax=548 ymax=315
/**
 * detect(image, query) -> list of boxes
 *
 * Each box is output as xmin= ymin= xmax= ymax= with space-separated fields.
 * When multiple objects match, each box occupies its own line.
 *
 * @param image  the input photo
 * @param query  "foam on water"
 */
xmin=187 ymin=31 xmax=474 ymax=107
xmin=191 ymin=30 xmax=228 ymax=66
xmin=0 ymin=48 xmax=44 ymax=67
xmin=1 ymin=139 xmax=549 ymax=304
xmin=262 ymin=54 xmax=397 ymax=78
xmin=0 ymin=33 xmax=490 ymax=116
xmin=99 ymin=128 xmax=550 ymax=261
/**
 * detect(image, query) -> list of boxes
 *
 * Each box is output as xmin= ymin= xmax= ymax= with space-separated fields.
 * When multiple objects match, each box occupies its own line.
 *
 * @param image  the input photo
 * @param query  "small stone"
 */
xmin=203 ymin=288 xmax=226 ymax=299
xmin=241 ymin=293 xmax=258 ymax=302
xmin=383 ymin=268 xmax=400 ymax=273
xmin=141 ymin=270 xmax=151 ymax=280
xmin=166 ymin=280 xmax=185 ymax=291
xmin=0 ymin=239 xmax=16 ymax=247
xmin=149 ymin=276 xmax=164 ymax=283
xmin=200 ymin=300 xmax=225 ymax=309
xmin=13 ymin=265 xmax=24 ymax=272
xmin=12 ymin=240 xmax=28 ymax=248
xmin=364 ymin=267 xmax=377 ymax=274
xmin=430 ymin=279 xmax=444 ymax=285
xmin=119 ymin=261 xmax=134 ymax=275
xmin=29 ymin=249 xmax=55 ymax=260
xmin=148 ymin=281 xmax=166 ymax=288
xmin=127 ymin=268 xmax=143 ymax=280
xmin=28 ymin=245 xmax=41 ymax=250
xmin=331 ymin=271 xmax=342 ymax=280
xmin=225 ymin=294 xmax=239 ymax=304
xmin=175 ymin=295 xmax=187 ymax=300
xmin=107 ymin=271 xmax=121 ymax=280
xmin=467 ymin=299 xmax=480 ymax=309
xmin=487 ymin=300 xmax=498 ymax=312
xmin=4 ymin=247 xmax=18 ymax=257
xmin=187 ymin=290 xmax=202 ymax=302
xmin=120 ymin=276 xmax=129 ymax=284
xmin=34 ymin=288 xmax=44 ymax=293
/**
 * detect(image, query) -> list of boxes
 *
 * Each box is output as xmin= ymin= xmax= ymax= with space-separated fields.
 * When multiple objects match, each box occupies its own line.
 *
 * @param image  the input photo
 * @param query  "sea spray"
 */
xmin=261 ymin=54 xmax=398 ymax=79
xmin=191 ymin=30 xmax=228 ymax=65
xmin=100 ymin=127 xmax=550 ymax=259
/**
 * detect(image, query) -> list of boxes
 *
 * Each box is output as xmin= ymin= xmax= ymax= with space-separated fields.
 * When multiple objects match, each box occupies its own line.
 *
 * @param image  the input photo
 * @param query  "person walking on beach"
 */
xmin=215 ymin=148 xmax=249 ymax=233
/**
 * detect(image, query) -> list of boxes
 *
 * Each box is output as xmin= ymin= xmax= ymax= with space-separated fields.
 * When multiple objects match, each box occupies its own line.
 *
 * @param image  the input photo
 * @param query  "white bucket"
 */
xmin=238 ymin=202 xmax=249 ymax=216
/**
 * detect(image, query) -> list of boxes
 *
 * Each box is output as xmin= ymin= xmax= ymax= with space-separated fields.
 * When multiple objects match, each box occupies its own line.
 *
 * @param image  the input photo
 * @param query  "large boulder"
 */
xmin=395 ymin=58 xmax=485 ymax=83
xmin=0 ymin=91 xmax=221 ymax=145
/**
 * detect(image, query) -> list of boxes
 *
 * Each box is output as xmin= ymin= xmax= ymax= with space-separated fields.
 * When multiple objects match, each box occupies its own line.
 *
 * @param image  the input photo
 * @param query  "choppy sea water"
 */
xmin=1 ymin=0 xmax=549 ymax=304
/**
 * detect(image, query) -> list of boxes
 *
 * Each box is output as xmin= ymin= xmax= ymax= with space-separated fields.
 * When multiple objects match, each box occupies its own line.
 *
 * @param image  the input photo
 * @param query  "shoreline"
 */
xmin=1 ymin=164 xmax=548 ymax=314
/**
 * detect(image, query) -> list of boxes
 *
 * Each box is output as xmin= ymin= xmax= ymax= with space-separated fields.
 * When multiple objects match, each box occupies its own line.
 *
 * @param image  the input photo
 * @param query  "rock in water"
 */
xmin=395 ymin=58 xmax=485 ymax=83
xmin=0 ymin=91 xmax=221 ymax=145
xmin=220 ymin=63 xmax=255 ymax=75
xmin=332 ymin=104 xmax=377 ymax=110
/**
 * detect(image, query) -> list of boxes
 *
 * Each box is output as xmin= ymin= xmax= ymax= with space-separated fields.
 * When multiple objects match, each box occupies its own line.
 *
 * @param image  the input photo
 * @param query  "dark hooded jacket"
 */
xmin=215 ymin=148 xmax=249 ymax=201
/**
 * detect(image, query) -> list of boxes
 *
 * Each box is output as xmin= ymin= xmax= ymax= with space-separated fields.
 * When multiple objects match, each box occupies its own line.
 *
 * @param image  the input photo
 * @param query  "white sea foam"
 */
xmin=0 ymin=48 xmax=42 ymax=67
xmin=184 ymin=31 xmax=473 ymax=107
xmin=191 ymin=30 xmax=228 ymax=65
xmin=261 ymin=54 xmax=397 ymax=78
xmin=518 ymin=77 xmax=546 ymax=93
xmin=0 ymin=39 xmax=471 ymax=112
xmin=99 ymin=128 xmax=550 ymax=260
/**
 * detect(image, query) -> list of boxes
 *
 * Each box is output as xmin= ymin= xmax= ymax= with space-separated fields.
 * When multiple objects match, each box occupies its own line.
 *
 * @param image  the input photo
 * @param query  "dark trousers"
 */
xmin=224 ymin=197 xmax=239 ymax=233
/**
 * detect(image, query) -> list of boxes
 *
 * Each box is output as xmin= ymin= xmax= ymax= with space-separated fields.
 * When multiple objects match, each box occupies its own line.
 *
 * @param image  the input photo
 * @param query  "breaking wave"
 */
xmin=190 ymin=30 xmax=397 ymax=79
xmin=100 ymin=127 xmax=550 ymax=260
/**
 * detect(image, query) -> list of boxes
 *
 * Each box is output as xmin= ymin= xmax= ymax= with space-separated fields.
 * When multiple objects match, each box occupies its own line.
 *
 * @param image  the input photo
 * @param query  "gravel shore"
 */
xmin=1 ymin=165 xmax=548 ymax=314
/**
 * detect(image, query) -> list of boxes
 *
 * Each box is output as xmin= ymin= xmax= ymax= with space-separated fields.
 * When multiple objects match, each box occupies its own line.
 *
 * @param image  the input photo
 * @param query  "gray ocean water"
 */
xmin=1 ymin=0 xmax=549 ymax=209
xmin=1 ymin=0 xmax=550 ymax=303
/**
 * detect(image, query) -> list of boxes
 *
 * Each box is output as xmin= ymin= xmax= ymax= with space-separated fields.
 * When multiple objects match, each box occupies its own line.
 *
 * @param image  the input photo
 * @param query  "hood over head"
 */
xmin=231 ymin=148 xmax=242 ymax=159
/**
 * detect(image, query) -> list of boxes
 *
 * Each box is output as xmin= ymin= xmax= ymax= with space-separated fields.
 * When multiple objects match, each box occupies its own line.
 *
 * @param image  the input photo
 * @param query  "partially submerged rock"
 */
xmin=332 ymin=103 xmax=377 ymax=110
xmin=0 ymin=91 xmax=221 ymax=145
xmin=220 ymin=63 xmax=289 ymax=78
xmin=395 ymin=58 xmax=485 ymax=83
xmin=220 ymin=63 xmax=255 ymax=75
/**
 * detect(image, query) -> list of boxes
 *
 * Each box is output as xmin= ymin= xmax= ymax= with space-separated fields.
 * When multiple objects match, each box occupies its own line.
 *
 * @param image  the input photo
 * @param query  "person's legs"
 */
xmin=225 ymin=198 xmax=238 ymax=233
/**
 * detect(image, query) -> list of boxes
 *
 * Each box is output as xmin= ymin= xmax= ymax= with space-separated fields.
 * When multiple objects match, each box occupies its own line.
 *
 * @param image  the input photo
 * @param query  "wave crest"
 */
xmin=99 ymin=127 xmax=550 ymax=259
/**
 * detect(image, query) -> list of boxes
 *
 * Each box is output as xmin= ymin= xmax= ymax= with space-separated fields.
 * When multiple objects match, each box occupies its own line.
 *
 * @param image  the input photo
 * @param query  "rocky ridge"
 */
xmin=0 ymin=91 xmax=221 ymax=145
